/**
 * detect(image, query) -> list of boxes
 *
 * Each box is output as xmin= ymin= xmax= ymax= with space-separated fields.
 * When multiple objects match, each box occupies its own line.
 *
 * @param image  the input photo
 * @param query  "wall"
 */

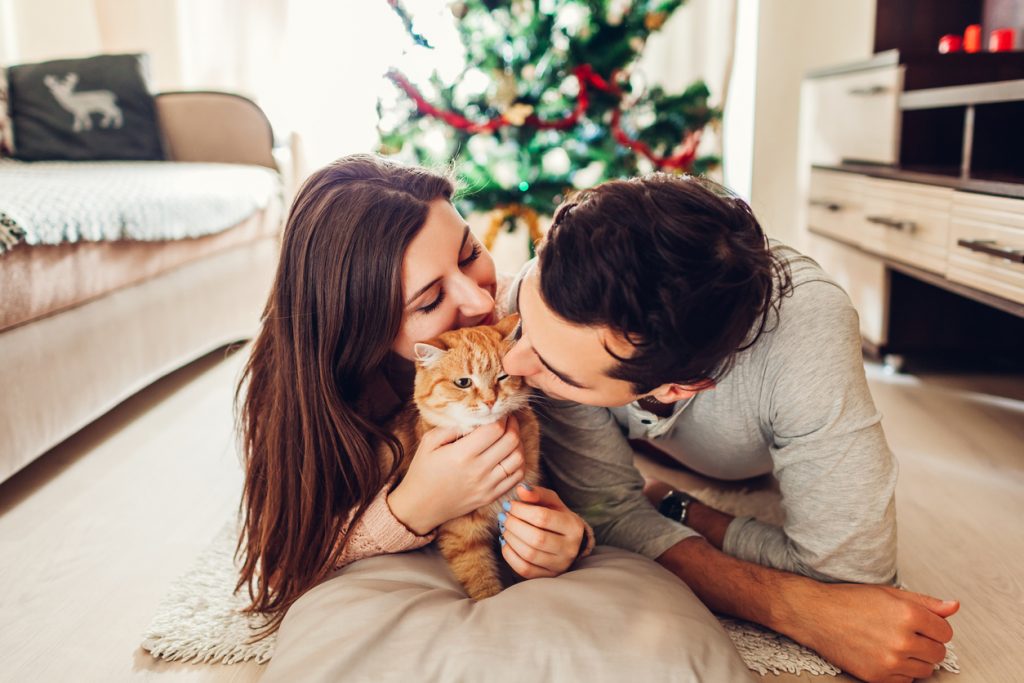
xmin=0 ymin=0 xmax=102 ymax=64
xmin=0 ymin=0 xmax=184 ymax=91
xmin=641 ymin=0 xmax=875 ymax=247
xmin=747 ymin=0 xmax=876 ymax=245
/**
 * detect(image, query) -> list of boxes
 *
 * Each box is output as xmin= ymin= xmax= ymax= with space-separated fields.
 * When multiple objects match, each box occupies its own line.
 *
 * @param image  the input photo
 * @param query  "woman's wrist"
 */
xmin=386 ymin=483 xmax=436 ymax=536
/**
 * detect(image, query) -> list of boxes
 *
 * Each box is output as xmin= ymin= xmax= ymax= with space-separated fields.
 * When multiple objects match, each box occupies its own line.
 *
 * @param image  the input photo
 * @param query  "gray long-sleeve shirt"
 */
xmin=511 ymin=243 xmax=899 ymax=585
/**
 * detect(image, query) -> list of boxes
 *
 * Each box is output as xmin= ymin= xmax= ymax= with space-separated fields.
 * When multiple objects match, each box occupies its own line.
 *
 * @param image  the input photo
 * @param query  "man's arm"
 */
xmin=719 ymin=282 xmax=898 ymax=585
xmin=534 ymin=399 xmax=700 ymax=559
xmin=657 ymin=536 xmax=957 ymax=683
xmin=536 ymin=399 xmax=956 ymax=683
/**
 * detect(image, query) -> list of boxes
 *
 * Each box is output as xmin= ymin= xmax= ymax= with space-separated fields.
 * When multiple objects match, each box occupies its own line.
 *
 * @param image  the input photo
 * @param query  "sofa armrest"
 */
xmin=155 ymin=91 xmax=277 ymax=170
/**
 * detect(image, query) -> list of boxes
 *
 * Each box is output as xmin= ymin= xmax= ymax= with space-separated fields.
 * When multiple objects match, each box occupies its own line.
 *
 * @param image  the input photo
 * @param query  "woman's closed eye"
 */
xmin=415 ymin=241 xmax=483 ymax=315
xmin=459 ymin=242 xmax=482 ymax=267
xmin=418 ymin=288 xmax=445 ymax=314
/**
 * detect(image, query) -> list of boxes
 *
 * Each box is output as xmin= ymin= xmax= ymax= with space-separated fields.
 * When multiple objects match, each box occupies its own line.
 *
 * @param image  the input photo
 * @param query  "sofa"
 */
xmin=0 ymin=91 xmax=287 ymax=483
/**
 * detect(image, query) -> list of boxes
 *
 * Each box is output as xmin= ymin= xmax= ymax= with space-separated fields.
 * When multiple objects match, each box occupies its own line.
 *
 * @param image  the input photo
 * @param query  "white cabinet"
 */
xmin=805 ymin=64 xmax=903 ymax=166
xmin=860 ymin=178 xmax=952 ymax=275
xmin=807 ymin=169 xmax=869 ymax=246
xmin=806 ymin=232 xmax=890 ymax=347
xmin=948 ymin=192 xmax=1024 ymax=305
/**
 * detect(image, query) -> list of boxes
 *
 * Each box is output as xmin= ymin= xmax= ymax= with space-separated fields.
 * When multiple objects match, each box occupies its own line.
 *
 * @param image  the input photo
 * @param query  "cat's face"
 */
xmin=412 ymin=315 xmax=528 ymax=432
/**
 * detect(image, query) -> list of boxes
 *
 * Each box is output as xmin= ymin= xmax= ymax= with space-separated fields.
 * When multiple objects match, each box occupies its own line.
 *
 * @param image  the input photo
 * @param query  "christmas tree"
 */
xmin=377 ymin=0 xmax=720 ymax=253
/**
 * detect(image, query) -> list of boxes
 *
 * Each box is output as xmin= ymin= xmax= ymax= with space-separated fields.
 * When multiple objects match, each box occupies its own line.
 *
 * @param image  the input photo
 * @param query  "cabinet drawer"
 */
xmin=807 ymin=169 xmax=868 ymax=246
xmin=860 ymin=179 xmax=952 ymax=274
xmin=806 ymin=233 xmax=890 ymax=347
xmin=807 ymin=65 xmax=903 ymax=166
xmin=948 ymin=192 xmax=1024 ymax=305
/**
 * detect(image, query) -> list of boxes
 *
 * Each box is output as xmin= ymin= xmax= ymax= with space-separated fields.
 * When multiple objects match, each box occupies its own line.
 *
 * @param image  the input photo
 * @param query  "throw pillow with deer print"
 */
xmin=6 ymin=53 xmax=164 ymax=161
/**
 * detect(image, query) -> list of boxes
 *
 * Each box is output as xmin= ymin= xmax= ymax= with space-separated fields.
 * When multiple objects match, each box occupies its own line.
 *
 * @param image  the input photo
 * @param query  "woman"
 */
xmin=234 ymin=154 xmax=591 ymax=637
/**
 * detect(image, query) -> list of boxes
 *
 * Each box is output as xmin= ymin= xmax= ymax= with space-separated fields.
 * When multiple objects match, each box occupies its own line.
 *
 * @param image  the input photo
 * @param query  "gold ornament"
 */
xmin=644 ymin=11 xmax=667 ymax=30
xmin=503 ymin=102 xmax=535 ymax=126
xmin=483 ymin=204 xmax=544 ymax=251
xmin=491 ymin=70 xmax=518 ymax=110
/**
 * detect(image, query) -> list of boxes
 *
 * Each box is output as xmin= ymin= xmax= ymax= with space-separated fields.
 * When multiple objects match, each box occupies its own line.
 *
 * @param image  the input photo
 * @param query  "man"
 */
xmin=501 ymin=173 xmax=958 ymax=683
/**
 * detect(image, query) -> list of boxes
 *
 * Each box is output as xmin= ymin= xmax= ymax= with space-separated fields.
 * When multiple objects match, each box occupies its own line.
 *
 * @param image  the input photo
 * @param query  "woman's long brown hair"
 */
xmin=234 ymin=154 xmax=454 ymax=639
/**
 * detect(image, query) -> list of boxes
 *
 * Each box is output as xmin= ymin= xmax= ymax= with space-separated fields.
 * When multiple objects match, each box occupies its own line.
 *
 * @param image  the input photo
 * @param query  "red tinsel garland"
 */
xmin=385 ymin=62 xmax=700 ymax=171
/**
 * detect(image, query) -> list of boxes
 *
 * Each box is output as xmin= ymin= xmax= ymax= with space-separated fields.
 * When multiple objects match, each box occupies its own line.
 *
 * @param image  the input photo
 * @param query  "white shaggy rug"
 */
xmin=141 ymin=487 xmax=960 ymax=677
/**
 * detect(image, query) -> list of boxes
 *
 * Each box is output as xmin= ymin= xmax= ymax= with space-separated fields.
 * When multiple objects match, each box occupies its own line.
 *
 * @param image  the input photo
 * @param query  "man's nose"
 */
xmin=502 ymin=340 xmax=538 ymax=377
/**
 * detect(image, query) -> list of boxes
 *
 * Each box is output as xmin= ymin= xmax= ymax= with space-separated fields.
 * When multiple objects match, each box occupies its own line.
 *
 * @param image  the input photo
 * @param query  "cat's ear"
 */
xmin=413 ymin=342 xmax=447 ymax=367
xmin=493 ymin=313 xmax=520 ymax=340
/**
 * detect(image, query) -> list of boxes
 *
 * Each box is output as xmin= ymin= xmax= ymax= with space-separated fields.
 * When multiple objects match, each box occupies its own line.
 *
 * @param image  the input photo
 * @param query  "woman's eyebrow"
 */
xmin=404 ymin=226 xmax=471 ymax=306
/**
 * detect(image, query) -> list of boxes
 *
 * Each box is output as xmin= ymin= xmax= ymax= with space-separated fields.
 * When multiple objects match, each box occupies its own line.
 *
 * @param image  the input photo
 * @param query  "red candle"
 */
xmin=939 ymin=34 xmax=963 ymax=53
xmin=989 ymin=28 xmax=1016 ymax=52
xmin=964 ymin=24 xmax=982 ymax=52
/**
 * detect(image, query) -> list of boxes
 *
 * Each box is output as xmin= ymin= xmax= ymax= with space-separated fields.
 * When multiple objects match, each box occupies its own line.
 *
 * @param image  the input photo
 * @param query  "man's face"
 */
xmin=501 ymin=268 xmax=645 ymax=408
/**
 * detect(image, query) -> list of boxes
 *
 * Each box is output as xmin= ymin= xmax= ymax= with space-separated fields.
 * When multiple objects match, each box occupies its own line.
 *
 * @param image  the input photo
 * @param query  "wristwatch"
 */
xmin=658 ymin=490 xmax=695 ymax=526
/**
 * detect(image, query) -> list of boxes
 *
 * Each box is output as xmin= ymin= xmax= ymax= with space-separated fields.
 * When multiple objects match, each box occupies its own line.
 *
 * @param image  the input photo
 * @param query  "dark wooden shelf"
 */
xmin=813 ymin=163 xmax=1024 ymax=199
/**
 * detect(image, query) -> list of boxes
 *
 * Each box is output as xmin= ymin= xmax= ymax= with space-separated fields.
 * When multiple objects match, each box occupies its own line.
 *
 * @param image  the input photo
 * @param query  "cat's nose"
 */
xmin=482 ymin=399 xmax=496 ymax=409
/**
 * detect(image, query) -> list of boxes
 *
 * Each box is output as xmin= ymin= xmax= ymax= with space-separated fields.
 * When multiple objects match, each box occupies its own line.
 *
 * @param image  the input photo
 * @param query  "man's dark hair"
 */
xmin=539 ymin=172 xmax=792 ymax=394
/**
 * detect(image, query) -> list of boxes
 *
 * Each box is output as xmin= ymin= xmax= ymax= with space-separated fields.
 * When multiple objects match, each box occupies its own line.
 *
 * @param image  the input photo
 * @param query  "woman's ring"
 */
xmin=498 ymin=461 xmax=510 ymax=477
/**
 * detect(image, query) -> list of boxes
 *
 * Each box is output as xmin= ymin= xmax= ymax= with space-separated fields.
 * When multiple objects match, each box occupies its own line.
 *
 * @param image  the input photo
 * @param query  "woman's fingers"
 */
xmin=454 ymin=416 xmax=509 ymax=453
xmin=507 ymin=500 xmax=576 ymax=538
xmin=477 ymin=427 xmax=521 ymax=471
xmin=502 ymin=514 xmax=562 ymax=554
xmin=491 ymin=467 xmax=523 ymax=498
xmin=420 ymin=424 xmax=461 ymax=450
xmin=500 ymin=529 xmax=559 ymax=577
xmin=513 ymin=484 xmax=567 ymax=510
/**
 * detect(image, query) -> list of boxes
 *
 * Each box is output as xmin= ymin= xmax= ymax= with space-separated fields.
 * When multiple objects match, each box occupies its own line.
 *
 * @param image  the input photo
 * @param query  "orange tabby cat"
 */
xmin=388 ymin=314 xmax=542 ymax=600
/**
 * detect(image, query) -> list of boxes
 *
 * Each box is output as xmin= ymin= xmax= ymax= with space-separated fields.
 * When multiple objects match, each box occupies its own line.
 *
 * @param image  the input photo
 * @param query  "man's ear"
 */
xmin=647 ymin=381 xmax=713 ymax=403
xmin=494 ymin=313 xmax=520 ymax=340
xmin=413 ymin=341 xmax=447 ymax=367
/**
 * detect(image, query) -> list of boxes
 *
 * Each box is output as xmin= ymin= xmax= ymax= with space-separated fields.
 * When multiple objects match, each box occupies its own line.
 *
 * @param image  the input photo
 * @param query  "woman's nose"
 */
xmin=452 ymin=273 xmax=493 ymax=317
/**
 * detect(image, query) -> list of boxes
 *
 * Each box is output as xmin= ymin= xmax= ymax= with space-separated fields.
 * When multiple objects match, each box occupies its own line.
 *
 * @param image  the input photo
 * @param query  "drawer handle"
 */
xmin=866 ymin=215 xmax=916 ymax=232
xmin=809 ymin=199 xmax=842 ymax=211
xmin=956 ymin=239 xmax=1024 ymax=264
xmin=847 ymin=85 xmax=890 ymax=96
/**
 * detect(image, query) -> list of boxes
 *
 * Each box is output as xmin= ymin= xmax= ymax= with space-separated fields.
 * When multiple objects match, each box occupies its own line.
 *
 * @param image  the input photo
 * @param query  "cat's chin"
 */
xmin=421 ymin=408 xmax=512 ymax=436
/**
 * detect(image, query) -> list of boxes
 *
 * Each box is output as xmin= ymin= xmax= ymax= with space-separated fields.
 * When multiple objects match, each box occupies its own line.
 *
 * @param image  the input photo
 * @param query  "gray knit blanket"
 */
xmin=0 ymin=159 xmax=280 ymax=255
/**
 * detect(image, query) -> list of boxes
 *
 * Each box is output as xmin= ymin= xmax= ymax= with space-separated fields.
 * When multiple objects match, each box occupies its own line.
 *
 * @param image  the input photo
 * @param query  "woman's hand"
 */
xmin=499 ymin=484 xmax=588 ymax=578
xmin=388 ymin=416 xmax=525 ymax=535
xmin=791 ymin=582 xmax=957 ymax=683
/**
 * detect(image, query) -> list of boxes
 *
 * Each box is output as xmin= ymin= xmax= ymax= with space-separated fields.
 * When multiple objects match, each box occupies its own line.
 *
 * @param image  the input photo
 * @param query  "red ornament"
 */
xmin=964 ymin=24 xmax=982 ymax=53
xmin=989 ymin=28 xmax=1016 ymax=52
xmin=938 ymin=34 xmax=962 ymax=53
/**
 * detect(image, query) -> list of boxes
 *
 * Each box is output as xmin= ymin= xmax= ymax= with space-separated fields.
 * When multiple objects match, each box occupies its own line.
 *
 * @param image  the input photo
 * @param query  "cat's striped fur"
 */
xmin=389 ymin=314 xmax=542 ymax=600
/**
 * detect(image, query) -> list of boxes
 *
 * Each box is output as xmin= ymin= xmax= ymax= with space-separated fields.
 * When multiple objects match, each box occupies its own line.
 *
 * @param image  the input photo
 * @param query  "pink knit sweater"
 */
xmin=331 ymin=483 xmax=437 ymax=567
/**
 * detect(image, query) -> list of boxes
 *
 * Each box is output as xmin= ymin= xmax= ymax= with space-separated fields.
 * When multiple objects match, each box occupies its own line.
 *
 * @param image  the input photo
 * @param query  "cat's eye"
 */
xmin=453 ymin=377 xmax=472 ymax=389
xmin=497 ymin=374 xmax=509 ymax=381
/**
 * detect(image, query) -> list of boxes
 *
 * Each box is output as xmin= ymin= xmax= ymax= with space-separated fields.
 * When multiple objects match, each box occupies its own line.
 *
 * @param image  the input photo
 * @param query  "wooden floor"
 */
xmin=0 ymin=346 xmax=1021 ymax=682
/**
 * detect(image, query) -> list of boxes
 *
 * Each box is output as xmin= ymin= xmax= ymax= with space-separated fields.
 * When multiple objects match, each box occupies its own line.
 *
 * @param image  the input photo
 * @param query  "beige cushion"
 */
xmin=263 ymin=545 xmax=752 ymax=682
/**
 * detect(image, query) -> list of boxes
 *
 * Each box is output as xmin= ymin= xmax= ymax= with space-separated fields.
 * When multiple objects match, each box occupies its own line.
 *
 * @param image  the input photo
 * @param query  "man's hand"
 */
xmin=657 ymin=537 xmax=958 ymax=683
xmin=788 ymin=582 xmax=958 ymax=683
xmin=500 ymin=484 xmax=588 ymax=578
